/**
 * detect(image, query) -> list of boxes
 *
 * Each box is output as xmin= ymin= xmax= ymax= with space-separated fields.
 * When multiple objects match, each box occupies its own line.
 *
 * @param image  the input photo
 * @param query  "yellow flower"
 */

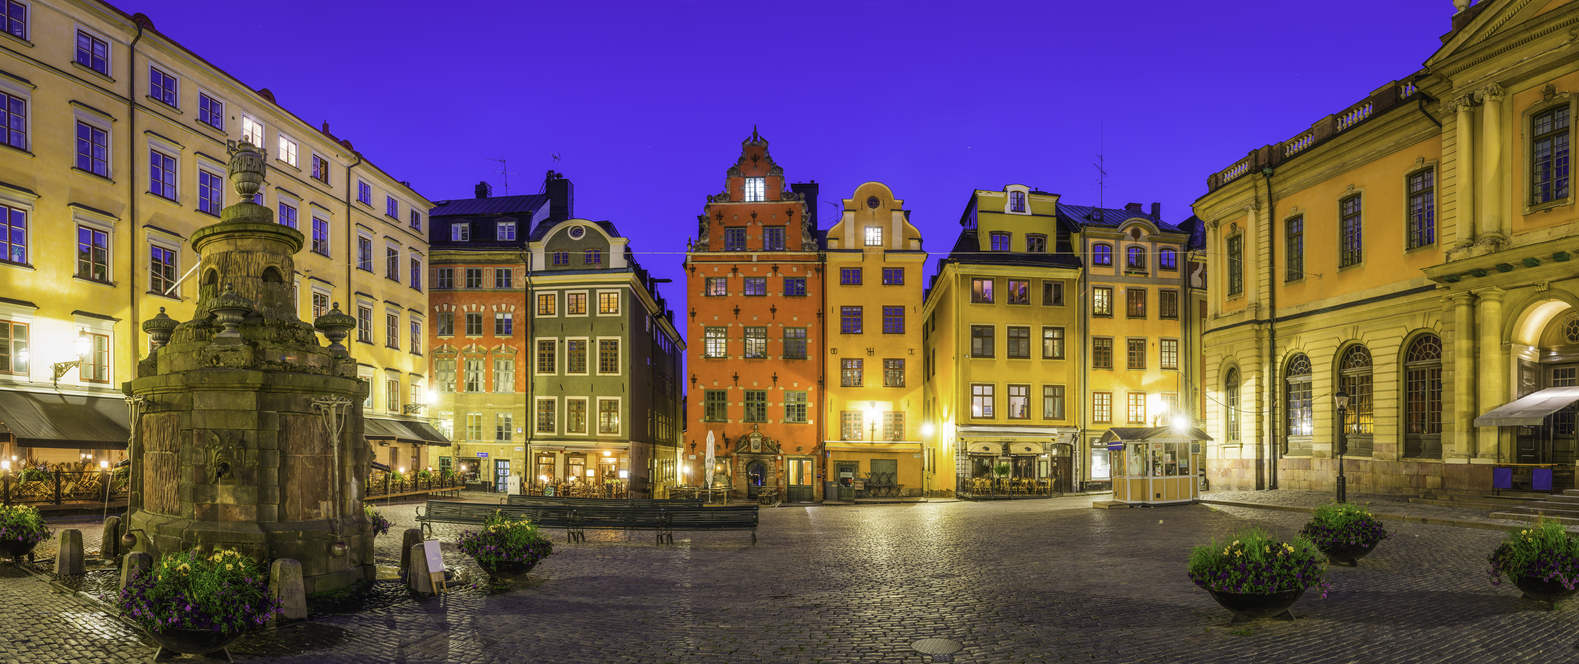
xmin=226 ymin=564 xmax=234 ymax=570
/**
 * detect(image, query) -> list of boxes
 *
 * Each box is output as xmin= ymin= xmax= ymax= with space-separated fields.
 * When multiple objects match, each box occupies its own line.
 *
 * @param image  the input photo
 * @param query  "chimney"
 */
xmin=791 ymin=180 xmax=820 ymax=228
xmin=546 ymin=171 xmax=573 ymax=221
xmin=1150 ymin=202 xmax=1161 ymax=219
xmin=1124 ymin=202 xmax=1143 ymax=214
xmin=475 ymin=181 xmax=491 ymax=199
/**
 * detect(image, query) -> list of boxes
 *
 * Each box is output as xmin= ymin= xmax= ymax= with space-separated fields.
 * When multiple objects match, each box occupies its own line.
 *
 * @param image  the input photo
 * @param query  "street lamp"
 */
xmin=867 ymin=402 xmax=880 ymax=441
xmin=51 ymin=329 xmax=92 ymax=388
xmin=1334 ymin=390 xmax=1349 ymax=504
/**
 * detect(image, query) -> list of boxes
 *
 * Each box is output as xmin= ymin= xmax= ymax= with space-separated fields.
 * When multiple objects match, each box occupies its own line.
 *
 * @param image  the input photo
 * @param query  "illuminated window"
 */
xmin=865 ymin=226 xmax=883 ymax=246
xmin=241 ymin=116 xmax=264 ymax=146
xmin=744 ymin=177 xmax=766 ymax=202
xmin=278 ymin=135 xmax=298 ymax=167
xmin=536 ymin=340 xmax=556 ymax=374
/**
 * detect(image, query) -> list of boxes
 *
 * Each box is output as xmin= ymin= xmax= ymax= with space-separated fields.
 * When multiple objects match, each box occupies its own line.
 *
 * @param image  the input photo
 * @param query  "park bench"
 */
xmin=663 ymin=505 xmax=759 ymax=544
xmin=504 ymin=495 xmax=702 ymax=509
xmin=414 ymin=500 xmax=577 ymax=536
xmin=417 ymin=500 xmax=758 ymax=544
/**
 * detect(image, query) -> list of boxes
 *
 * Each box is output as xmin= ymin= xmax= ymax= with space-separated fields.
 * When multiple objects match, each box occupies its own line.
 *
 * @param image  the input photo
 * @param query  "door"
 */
xmin=494 ymin=459 xmax=510 ymax=493
xmin=786 ymin=458 xmax=813 ymax=502
xmin=746 ymin=460 xmax=765 ymax=498
xmin=871 ymin=458 xmax=898 ymax=496
xmin=567 ymin=455 xmax=586 ymax=483
xmin=837 ymin=461 xmax=858 ymax=500
xmin=1049 ymin=456 xmax=1072 ymax=494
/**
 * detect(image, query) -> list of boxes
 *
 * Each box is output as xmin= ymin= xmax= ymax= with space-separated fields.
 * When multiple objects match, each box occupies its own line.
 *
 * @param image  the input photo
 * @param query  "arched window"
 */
xmin=1404 ymin=334 xmax=1443 ymax=459
xmin=1126 ymin=246 xmax=1146 ymax=270
xmin=1159 ymin=248 xmax=1178 ymax=271
xmin=1009 ymin=190 xmax=1026 ymax=212
xmin=1286 ymin=354 xmax=1313 ymax=456
xmin=1339 ymin=345 xmax=1373 ymax=456
xmin=1225 ymin=368 xmax=1240 ymax=443
xmin=1092 ymin=243 xmax=1112 ymax=266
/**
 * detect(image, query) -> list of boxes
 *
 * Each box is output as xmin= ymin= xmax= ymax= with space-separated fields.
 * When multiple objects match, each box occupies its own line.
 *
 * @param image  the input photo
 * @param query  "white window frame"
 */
xmin=241 ymin=114 xmax=265 ymax=147
xmin=72 ymin=106 xmax=113 ymax=178
xmin=144 ymin=132 xmax=182 ymax=203
xmin=596 ymin=396 xmax=622 ymax=436
xmin=534 ymin=336 xmax=557 ymax=375
xmin=146 ymin=230 xmax=182 ymax=299
xmin=596 ymin=336 xmax=621 ymax=376
xmin=743 ymin=177 xmax=766 ymax=202
xmin=0 ymin=181 xmax=38 ymax=267
xmin=535 ymin=397 xmax=557 ymax=434
xmin=497 ymin=221 xmax=516 ymax=241
xmin=864 ymin=226 xmax=883 ymax=246
xmin=565 ymin=396 xmax=589 ymax=436
xmin=277 ymin=133 xmax=298 ymax=168
xmin=277 ymin=191 xmax=301 ymax=230
xmin=72 ymin=313 xmax=113 ymax=386
xmin=3 ymin=0 xmax=30 ymax=42
xmin=310 ymin=150 xmax=330 ymax=184
xmin=564 ymin=335 xmax=591 ymax=375
xmin=73 ymin=209 xmax=116 ymax=284
xmin=0 ymin=73 xmax=33 ymax=153
xmin=355 ymin=230 xmax=375 ymax=272
xmin=595 ymin=289 xmax=621 ymax=316
xmin=564 ymin=290 xmax=590 ymax=318
xmin=309 ymin=282 xmax=333 ymax=319
xmin=357 ymin=180 xmax=371 ymax=205
xmin=0 ymin=298 xmax=36 ymax=383
xmin=451 ymin=223 xmax=469 ymax=242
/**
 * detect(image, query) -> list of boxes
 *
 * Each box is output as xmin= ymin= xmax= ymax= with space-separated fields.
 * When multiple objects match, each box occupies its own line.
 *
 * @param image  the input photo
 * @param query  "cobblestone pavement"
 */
xmin=1202 ymin=489 xmax=1547 ymax=530
xmin=8 ymin=497 xmax=1579 ymax=663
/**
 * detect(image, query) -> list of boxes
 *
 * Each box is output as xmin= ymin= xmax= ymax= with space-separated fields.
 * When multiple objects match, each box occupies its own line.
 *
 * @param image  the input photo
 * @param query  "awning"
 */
xmin=364 ymin=417 xmax=451 ymax=447
xmin=1475 ymin=386 xmax=1579 ymax=426
xmin=966 ymin=442 xmax=1001 ymax=455
xmin=1006 ymin=442 xmax=1045 ymax=456
xmin=0 ymin=391 xmax=129 ymax=450
xmin=1098 ymin=426 xmax=1213 ymax=448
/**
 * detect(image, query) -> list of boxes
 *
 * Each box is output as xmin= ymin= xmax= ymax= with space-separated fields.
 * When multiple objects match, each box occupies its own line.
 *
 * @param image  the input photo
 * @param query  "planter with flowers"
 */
xmin=118 ymin=547 xmax=282 ymax=658
xmin=1487 ymin=519 xmax=1579 ymax=610
xmin=1299 ymin=502 xmax=1390 ymax=566
xmin=0 ymin=504 xmax=49 ymax=562
xmin=1188 ymin=529 xmax=1330 ymax=623
xmin=456 ymin=510 xmax=555 ymax=584
xmin=365 ymin=504 xmax=392 ymax=537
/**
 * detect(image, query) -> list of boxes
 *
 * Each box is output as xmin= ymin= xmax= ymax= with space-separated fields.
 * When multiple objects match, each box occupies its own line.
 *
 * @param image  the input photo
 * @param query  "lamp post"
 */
xmin=51 ymin=329 xmax=92 ymax=388
xmin=1334 ymin=390 xmax=1349 ymax=504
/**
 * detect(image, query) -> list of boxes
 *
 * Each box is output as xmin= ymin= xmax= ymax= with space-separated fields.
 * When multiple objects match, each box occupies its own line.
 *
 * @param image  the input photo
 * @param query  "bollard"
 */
xmin=406 ymin=543 xmax=434 ymax=595
xmin=54 ymin=529 xmax=84 ymax=576
xmin=269 ymin=559 xmax=308 ymax=625
xmin=120 ymin=551 xmax=151 ymax=591
xmin=399 ymin=528 xmax=422 ymax=575
xmin=100 ymin=516 xmax=121 ymax=561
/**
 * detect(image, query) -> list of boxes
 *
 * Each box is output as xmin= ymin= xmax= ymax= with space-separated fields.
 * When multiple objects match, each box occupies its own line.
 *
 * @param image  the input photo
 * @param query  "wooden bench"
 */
xmin=664 ymin=505 xmax=759 ymax=544
xmin=417 ymin=500 xmax=758 ymax=544
xmin=504 ymin=495 xmax=702 ymax=509
xmin=414 ymin=500 xmax=496 ymax=535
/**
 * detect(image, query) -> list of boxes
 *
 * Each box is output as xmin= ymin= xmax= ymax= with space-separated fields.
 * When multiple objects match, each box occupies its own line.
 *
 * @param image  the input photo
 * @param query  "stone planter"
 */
xmin=147 ymin=626 xmax=244 ymax=660
xmin=0 ymin=538 xmax=39 ymax=562
xmin=1513 ymin=575 xmax=1579 ymax=610
xmin=478 ymin=559 xmax=538 ymax=584
xmin=1317 ymin=541 xmax=1378 ymax=566
xmin=1206 ymin=588 xmax=1305 ymax=623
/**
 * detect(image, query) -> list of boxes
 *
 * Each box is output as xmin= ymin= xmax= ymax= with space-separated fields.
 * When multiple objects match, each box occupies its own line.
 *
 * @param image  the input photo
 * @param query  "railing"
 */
xmin=523 ymin=481 xmax=629 ymax=500
xmin=1399 ymin=81 xmax=1419 ymax=100
xmin=1283 ymin=131 xmax=1315 ymax=158
xmin=1 ymin=470 xmax=129 ymax=506
xmin=956 ymin=477 xmax=1055 ymax=499
xmin=365 ymin=471 xmax=463 ymax=499
xmin=1218 ymin=158 xmax=1251 ymax=184
xmin=1335 ymin=101 xmax=1374 ymax=132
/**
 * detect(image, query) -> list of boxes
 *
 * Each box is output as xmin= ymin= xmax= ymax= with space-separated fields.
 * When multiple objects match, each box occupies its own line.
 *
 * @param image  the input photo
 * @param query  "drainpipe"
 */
xmin=1079 ymin=233 xmax=1089 ymax=492
xmin=520 ymin=247 xmax=532 ymax=492
xmin=127 ymin=21 xmax=145 ymax=385
xmin=1260 ymin=167 xmax=1279 ymax=491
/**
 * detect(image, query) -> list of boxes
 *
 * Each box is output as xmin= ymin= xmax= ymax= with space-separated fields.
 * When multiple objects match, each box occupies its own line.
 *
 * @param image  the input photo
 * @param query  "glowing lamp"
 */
xmin=920 ymin=423 xmax=935 ymax=437
xmin=618 ymin=470 xmax=629 ymax=479
xmin=1172 ymin=416 xmax=1189 ymax=431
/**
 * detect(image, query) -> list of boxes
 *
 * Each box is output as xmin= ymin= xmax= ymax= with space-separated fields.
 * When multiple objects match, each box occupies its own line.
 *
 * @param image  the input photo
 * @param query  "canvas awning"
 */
xmin=1006 ymin=442 xmax=1046 ymax=456
xmin=1474 ymin=386 xmax=1579 ymax=427
xmin=364 ymin=417 xmax=451 ymax=447
xmin=0 ymin=391 xmax=129 ymax=450
xmin=1098 ymin=426 xmax=1213 ymax=448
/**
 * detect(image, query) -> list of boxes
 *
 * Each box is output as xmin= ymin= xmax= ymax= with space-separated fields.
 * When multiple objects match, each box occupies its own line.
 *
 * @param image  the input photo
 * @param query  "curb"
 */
xmin=1196 ymin=499 xmax=1530 ymax=533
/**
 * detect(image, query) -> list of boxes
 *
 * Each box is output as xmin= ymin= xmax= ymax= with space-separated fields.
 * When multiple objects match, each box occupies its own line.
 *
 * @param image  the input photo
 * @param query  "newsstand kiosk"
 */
xmin=1102 ymin=426 xmax=1210 ymax=506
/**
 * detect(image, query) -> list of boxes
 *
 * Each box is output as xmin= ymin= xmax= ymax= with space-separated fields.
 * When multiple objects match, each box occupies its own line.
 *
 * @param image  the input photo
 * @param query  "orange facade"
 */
xmin=684 ymin=130 xmax=824 ymax=502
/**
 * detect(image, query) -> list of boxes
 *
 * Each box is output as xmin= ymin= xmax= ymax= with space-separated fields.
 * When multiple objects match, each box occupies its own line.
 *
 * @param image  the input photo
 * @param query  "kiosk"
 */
xmin=1101 ymin=426 xmax=1210 ymax=506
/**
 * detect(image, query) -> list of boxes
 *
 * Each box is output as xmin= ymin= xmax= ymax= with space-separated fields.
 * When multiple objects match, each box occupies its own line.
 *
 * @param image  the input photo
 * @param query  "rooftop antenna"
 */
xmin=1092 ymin=120 xmax=1107 ymax=210
xmin=486 ymin=158 xmax=519 ymax=195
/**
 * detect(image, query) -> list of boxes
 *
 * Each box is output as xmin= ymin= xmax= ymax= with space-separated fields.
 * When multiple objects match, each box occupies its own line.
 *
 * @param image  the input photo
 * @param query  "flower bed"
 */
xmin=1188 ymin=529 xmax=1329 ymax=597
xmin=364 ymin=504 xmax=392 ymax=537
xmin=1299 ymin=502 xmax=1389 ymax=564
xmin=456 ymin=510 xmax=555 ymax=576
xmin=1488 ymin=520 xmax=1579 ymax=597
xmin=0 ymin=504 xmax=49 ymax=555
xmin=119 ymin=547 xmax=283 ymax=634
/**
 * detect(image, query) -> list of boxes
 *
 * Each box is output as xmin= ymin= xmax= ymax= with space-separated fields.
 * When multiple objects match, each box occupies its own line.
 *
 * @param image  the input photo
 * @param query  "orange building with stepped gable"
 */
xmin=683 ymin=129 xmax=824 ymax=502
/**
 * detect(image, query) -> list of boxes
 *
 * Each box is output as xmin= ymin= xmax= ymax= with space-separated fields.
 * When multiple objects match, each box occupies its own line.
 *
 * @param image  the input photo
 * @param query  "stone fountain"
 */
xmin=123 ymin=141 xmax=372 ymax=592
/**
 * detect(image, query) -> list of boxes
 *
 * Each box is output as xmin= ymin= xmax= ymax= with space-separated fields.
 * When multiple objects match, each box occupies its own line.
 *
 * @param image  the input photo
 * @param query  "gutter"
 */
xmin=1260 ymin=168 xmax=1279 ymax=491
xmin=127 ymin=22 xmax=144 ymax=381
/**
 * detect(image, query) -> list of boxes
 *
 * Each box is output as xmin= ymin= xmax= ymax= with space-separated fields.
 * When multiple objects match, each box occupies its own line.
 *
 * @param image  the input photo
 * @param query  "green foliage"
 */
xmin=416 ymin=469 xmax=433 ymax=481
xmin=118 ymin=547 xmax=281 ymax=634
xmin=1187 ymin=528 xmax=1329 ymax=596
xmin=388 ymin=470 xmax=407 ymax=484
xmin=1300 ymin=502 xmax=1389 ymax=550
xmin=992 ymin=462 xmax=1010 ymax=477
xmin=456 ymin=509 xmax=555 ymax=572
xmin=0 ymin=504 xmax=48 ymax=546
xmin=1487 ymin=519 xmax=1579 ymax=589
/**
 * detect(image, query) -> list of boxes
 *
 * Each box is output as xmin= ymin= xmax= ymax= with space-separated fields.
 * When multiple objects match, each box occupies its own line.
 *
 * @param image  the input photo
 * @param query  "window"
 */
xmin=551 ymin=251 xmax=568 ymax=265
xmin=566 ymin=399 xmax=587 ymax=433
xmin=971 ymin=278 xmax=994 ymax=304
xmin=1009 ymin=190 xmax=1026 ymax=212
xmin=1005 ymin=279 xmax=1029 ymax=305
xmin=1161 ymin=339 xmax=1178 ymax=370
xmin=436 ymin=312 xmax=454 ymax=336
xmin=1407 ymin=168 xmax=1436 ymax=249
xmin=1127 ymin=338 xmax=1146 ymax=370
xmin=1225 ymin=368 xmax=1240 ymax=443
xmin=865 ymin=226 xmax=883 ymax=246
xmin=492 ymin=268 xmax=511 ymax=289
xmin=744 ymin=177 xmax=765 ymax=202
xmin=495 ymin=358 xmax=515 ymax=393
xmin=1159 ymin=248 xmax=1177 ymax=271
xmin=356 ymin=306 xmax=372 ymax=343
xmin=840 ymin=268 xmax=862 ymax=285
xmin=494 ymin=312 xmax=513 ymax=336
xmin=841 ymin=306 xmax=862 ymax=334
xmin=432 ymin=268 xmax=453 ymax=290
xmin=724 ymin=227 xmax=746 ymax=251
xmin=277 ymin=202 xmax=298 ymax=230
xmin=881 ymin=268 xmax=903 ymax=285
xmin=0 ymin=320 xmax=27 ymax=375
xmin=0 ymin=91 xmax=24 ymax=150
xmin=598 ymin=292 xmax=619 ymax=314
xmin=599 ymin=339 xmax=620 ymax=373
xmin=385 ymin=313 xmax=399 ymax=349
xmin=459 ymin=268 xmax=480 ymax=288
xmin=1286 ymin=216 xmax=1303 ymax=281
xmin=784 ymin=277 xmax=806 ymax=296
xmin=883 ymin=359 xmax=905 ymax=387
xmin=0 ymin=204 xmax=22 ymax=264
xmin=763 ymin=227 xmax=785 ymax=251
xmin=312 ymin=154 xmax=329 ymax=184
xmin=464 ymin=312 xmax=482 ymax=336
xmin=305 ymin=217 xmax=329 ymax=256
xmin=410 ymin=320 xmax=422 ymax=354
xmin=1007 ymin=385 xmax=1029 ymax=419
xmin=535 ymin=340 xmax=556 ymax=373
xmin=356 ymin=237 xmax=373 ymax=271
xmin=598 ymin=399 xmax=620 ymax=434
xmin=1092 ymin=243 xmax=1112 ymax=266
xmin=990 ymin=232 xmax=1010 ymax=251
xmin=410 ymin=258 xmax=422 ymax=290
xmin=841 ymin=358 xmax=863 ymax=387
xmin=841 ymin=411 xmax=864 ymax=441
xmin=198 ymin=171 xmax=223 ymax=215
xmin=744 ymin=391 xmax=767 ymax=422
xmin=1042 ymin=327 xmax=1064 ymax=359
xmin=783 ymin=327 xmax=807 ymax=360
xmin=495 ymin=412 xmax=513 ymax=440
xmin=536 ymin=400 xmax=555 ymax=433
xmin=971 ymin=384 xmax=994 ymax=418
xmin=1286 ymin=354 xmax=1313 ymax=444
xmin=970 ymin=325 xmax=995 ymax=358
xmin=463 ymin=359 xmax=483 ymax=391
xmin=1043 ymin=281 xmax=1063 ymax=306
xmin=705 ymin=277 xmax=726 ymax=296
xmin=82 ymin=332 xmax=108 ymax=382
xmin=536 ymin=293 xmax=555 ymax=315
xmin=1127 ymin=393 xmax=1147 ymax=424
xmin=1404 ymin=335 xmax=1443 ymax=459
xmin=198 ymin=94 xmax=223 ymax=130
xmin=1160 ymin=290 xmax=1178 ymax=319
xmin=357 ymin=181 xmax=371 ymax=205
xmin=1339 ymin=195 xmax=1363 ymax=267
xmin=410 ymin=210 xmax=422 ymax=231
xmin=1092 ymin=287 xmax=1113 ymax=316
xmin=385 ymin=196 xmax=398 ymax=219
xmin=1092 ymin=338 xmax=1113 ymax=369
xmin=1532 ymin=106 xmax=1570 ymax=205
xmin=566 ymin=293 xmax=586 ymax=314
xmin=464 ymin=413 xmax=484 ymax=440
xmin=704 ymin=327 xmax=726 ymax=358
xmin=312 ymin=292 xmax=328 ymax=319
xmin=584 ymin=248 xmax=601 ymax=264
xmin=1093 ymin=392 xmax=1111 ymax=423
xmin=277 ymin=135 xmax=298 ymax=167
xmin=490 ymin=220 xmax=514 ymax=241
xmin=149 ymin=150 xmax=176 ymax=200
xmin=882 ymin=412 xmax=904 ymax=441
xmin=744 ymin=327 xmax=766 ymax=359
xmin=150 ymin=245 xmax=176 ymax=295
xmin=784 ymin=392 xmax=808 ymax=423
xmin=1126 ymin=289 xmax=1146 ymax=318
xmin=4 ymin=1 xmax=26 ymax=40
xmin=882 ymin=306 xmax=904 ymax=334
xmin=744 ymin=277 xmax=766 ymax=296
xmin=239 ymin=116 xmax=263 ymax=146
xmin=1006 ymin=326 xmax=1030 ymax=359
xmin=1126 ymin=246 xmax=1146 ymax=271
xmin=76 ymin=122 xmax=108 ymax=176
xmin=1042 ymin=385 xmax=1064 ymax=420
xmin=436 ymin=359 xmax=455 ymax=391
xmin=451 ymin=224 xmax=470 ymax=242
xmin=76 ymin=225 xmax=108 ymax=282
xmin=76 ymin=30 xmax=108 ymax=74
xmin=1026 ymin=234 xmax=1046 ymax=253
xmin=704 ymin=391 xmax=727 ymax=421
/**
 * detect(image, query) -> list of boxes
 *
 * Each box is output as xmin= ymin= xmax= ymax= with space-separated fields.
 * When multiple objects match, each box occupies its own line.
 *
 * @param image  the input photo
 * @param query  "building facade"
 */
xmin=822 ymin=182 xmax=926 ymax=499
xmin=0 ymin=0 xmax=435 ymax=466
xmin=1194 ymin=0 xmax=1579 ymax=494
xmin=683 ymin=129 xmax=823 ymax=502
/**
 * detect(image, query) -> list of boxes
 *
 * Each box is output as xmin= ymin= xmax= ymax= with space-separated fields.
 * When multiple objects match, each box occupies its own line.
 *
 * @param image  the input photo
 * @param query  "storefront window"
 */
xmin=971 ymin=456 xmax=994 ymax=478
xmin=1127 ymin=444 xmax=1144 ymax=477
xmin=1090 ymin=449 xmax=1110 ymax=480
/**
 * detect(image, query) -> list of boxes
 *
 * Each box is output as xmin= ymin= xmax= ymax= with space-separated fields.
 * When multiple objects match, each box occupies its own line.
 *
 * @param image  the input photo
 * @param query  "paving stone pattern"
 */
xmin=8 ymin=497 xmax=1579 ymax=663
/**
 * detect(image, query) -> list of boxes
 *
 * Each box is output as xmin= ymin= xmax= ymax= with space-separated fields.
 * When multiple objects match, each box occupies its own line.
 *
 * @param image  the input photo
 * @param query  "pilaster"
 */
xmin=1475 ymin=287 xmax=1504 ymax=460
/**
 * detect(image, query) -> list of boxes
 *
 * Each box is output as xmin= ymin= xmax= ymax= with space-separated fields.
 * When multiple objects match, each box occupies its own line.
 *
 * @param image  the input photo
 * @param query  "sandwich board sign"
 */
xmin=423 ymin=538 xmax=445 ymax=594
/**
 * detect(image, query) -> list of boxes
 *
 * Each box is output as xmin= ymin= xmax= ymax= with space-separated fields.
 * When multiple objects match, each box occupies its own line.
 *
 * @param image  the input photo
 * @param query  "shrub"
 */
xmin=18 ymin=468 xmax=50 ymax=482
xmin=118 ymin=547 xmax=282 ymax=634
xmin=0 ymin=504 xmax=49 ymax=547
xmin=456 ymin=510 xmax=554 ymax=572
xmin=1188 ymin=529 xmax=1330 ymax=597
xmin=1488 ymin=520 xmax=1579 ymax=590
xmin=364 ymin=504 xmax=392 ymax=537
xmin=416 ymin=469 xmax=433 ymax=481
xmin=1299 ymin=502 xmax=1390 ymax=551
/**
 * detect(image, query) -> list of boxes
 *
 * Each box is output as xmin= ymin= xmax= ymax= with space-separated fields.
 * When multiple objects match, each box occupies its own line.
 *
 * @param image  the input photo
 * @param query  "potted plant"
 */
xmin=1188 ymin=529 xmax=1330 ymax=623
xmin=455 ymin=510 xmax=554 ymax=585
xmin=118 ymin=547 xmax=283 ymax=658
xmin=364 ymin=504 xmax=392 ymax=537
xmin=1299 ymin=502 xmax=1390 ymax=566
xmin=1487 ymin=519 xmax=1579 ymax=610
xmin=0 ymin=504 xmax=48 ymax=561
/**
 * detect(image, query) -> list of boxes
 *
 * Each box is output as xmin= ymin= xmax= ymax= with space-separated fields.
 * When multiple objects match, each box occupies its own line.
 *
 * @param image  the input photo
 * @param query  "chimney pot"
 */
xmin=475 ymin=181 xmax=492 ymax=199
xmin=1151 ymin=202 xmax=1161 ymax=218
xmin=1125 ymin=202 xmax=1143 ymax=213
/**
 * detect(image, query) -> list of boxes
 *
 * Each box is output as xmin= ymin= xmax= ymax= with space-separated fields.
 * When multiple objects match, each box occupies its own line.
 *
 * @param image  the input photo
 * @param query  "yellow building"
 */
xmin=1194 ymin=0 xmax=1579 ymax=494
xmin=822 ymin=182 xmax=926 ymax=498
xmin=0 ymin=1 xmax=438 ymax=467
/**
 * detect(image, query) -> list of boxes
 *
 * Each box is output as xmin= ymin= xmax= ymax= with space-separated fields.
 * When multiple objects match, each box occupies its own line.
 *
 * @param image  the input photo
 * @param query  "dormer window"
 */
xmin=744 ymin=177 xmax=766 ymax=202
xmin=497 ymin=221 xmax=516 ymax=241
xmin=1009 ymin=190 xmax=1026 ymax=213
xmin=1126 ymin=246 xmax=1146 ymax=271
xmin=450 ymin=223 xmax=469 ymax=242
xmin=1092 ymin=243 xmax=1112 ymax=266
xmin=865 ymin=226 xmax=883 ymax=246
xmin=990 ymin=232 xmax=1010 ymax=251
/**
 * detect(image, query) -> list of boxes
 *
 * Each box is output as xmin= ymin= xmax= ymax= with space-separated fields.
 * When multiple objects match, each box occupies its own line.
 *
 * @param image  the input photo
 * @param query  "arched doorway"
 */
xmin=1515 ymin=310 xmax=1579 ymax=470
xmin=745 ymin=460 xmax=766 ymax=499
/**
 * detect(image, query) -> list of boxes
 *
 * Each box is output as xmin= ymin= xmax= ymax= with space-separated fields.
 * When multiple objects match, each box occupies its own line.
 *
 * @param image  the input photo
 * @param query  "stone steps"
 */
xmin=1490 ymin=511 xmax=1579 ymax=526
xmin=1409 ymin=496 xmax=1535 ymax=511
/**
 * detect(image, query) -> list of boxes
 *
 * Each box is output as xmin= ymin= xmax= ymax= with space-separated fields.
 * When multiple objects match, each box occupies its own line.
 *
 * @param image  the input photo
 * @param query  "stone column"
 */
xmin=1451 ymin=291 xmax=1477 ymax=459
xmin=1480 ymin=85 xmax=1508 ymax=241
xmin=1476 ymin=288 xmax=1505 ymax=460
xmin=1454 ymin=96 xmax=1477 ymax=248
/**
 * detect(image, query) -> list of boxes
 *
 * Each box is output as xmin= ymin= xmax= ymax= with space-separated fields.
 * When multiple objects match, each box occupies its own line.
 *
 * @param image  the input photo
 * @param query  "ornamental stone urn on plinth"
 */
xmin=122 ymin=141 xmax=373 ymax=593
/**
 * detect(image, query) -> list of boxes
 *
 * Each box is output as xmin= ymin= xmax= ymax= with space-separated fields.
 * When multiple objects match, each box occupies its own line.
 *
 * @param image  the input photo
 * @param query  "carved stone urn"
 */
xmin=313 ymin=303 xmax=357 ymax=355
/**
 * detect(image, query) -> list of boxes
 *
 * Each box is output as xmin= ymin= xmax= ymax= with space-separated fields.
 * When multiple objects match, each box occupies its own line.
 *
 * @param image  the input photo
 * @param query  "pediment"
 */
xmin=1428 ymin=0 xmax=1575 ymax=69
